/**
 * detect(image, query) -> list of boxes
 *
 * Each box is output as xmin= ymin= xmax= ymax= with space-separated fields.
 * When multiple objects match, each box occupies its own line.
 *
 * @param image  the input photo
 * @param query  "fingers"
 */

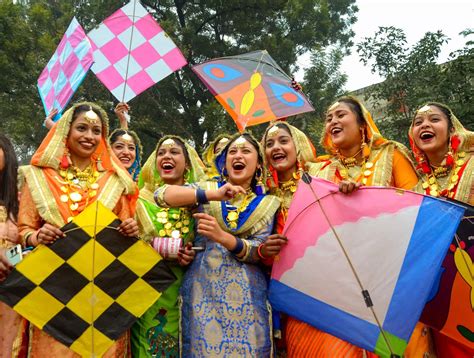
xmin=118 ymin=219 xmax=139 ymax=237
xmin=0 ymin=249 xmax=13 ymax=282
xmin=178 ymin=243 xmax=195 ymax=266
xmin=338 ymin=180 xmax=361 ymax=195
xmin=38 ymin=224 xmax=64 ymax=245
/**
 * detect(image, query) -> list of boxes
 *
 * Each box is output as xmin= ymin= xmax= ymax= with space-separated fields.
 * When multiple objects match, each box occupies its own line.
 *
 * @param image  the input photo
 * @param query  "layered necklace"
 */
xmin=155 ymin=207 xmax=192 ymax=238
xmin=225 ymin=189 xmax=254 ymax=230
xmin=58 ymin=164 xmax=100 ymax=221
xmin=337 ymin=150 xmax=374 ymax=185
xmin=421 ymin=151 xmax=466 ymax=198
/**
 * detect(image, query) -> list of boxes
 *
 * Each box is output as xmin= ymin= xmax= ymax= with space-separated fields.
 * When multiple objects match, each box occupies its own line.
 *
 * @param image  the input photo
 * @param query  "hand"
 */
xmin=37 ymin=223 xmax=65 ymax=245
xmin=338 ymin=180 xmax=361 ymax=195
xmin=118 ymin=218 xmax=139 ymax=237
xmin=0 ymin=248 xmax=13 ymax=282
xmin=177 ymin=242 xmax=195 ymax=266
xmin=210 ymin=183 xmax=247 ymax=201
xmin=261 ymin=234 xmax=288 ymax=258
xmin=193 ymin=213 xmax=225 ymax=243
xmin=44 ymin=108 xmax=59 ymax=130
xmin=114 ymin=102 xmax=130 ymax=129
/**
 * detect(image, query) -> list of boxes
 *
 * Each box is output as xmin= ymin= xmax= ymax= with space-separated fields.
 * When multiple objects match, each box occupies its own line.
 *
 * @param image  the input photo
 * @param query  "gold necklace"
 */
xmin=422 ymin=151 xmax=466 ymax=198
xmin=155 ymin=208 xmax=192 ymax=238
xmin=226 ymin=190 xmax=253 ymax=229
xmin=337 ymin=148 xmax=363 ymax=168
xmin=57 ymin=164 xmax=100 ymax=220
xmin=338 ymin=158 xmax=374 ymax=185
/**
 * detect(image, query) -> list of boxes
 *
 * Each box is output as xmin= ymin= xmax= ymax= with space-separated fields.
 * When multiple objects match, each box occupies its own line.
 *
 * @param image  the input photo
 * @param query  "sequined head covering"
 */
xmin=321 ymin=96 xmax=387 ymax=154
xmin=138 ymin=135 xmax=206 ymax=190
xmin=202 ymin=134 xmax=232 ymax=178
xmin=30 ymin=102 xmax=136 ymax=195
xmin=109 ymin=128 xmax=143 ymax=181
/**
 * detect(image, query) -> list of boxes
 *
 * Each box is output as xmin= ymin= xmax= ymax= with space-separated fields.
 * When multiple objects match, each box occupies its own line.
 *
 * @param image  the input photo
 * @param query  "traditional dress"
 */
xmin=17 ymin=102 xmax=137 ymax=357
xmin=156 ymin=137 xmax=280 ymax=357
xmin=286 ymin=99 xmax=425 ymax=357
xmin=409 ymin=105 xmax=474 ymax=357
xmin=132 ymin=136 xmax=205 ymax=357
xmin=201 ymin=134 xmax=231 ymax=180
xmin=0 ymin=208 xmax=24 ymax=357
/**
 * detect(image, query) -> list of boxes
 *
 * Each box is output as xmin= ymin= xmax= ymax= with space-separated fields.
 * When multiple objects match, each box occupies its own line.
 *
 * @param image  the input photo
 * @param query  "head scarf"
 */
xmin=262 ymin=121 xmax=317 ymax=188
xmin=321 ymin=96 xmax=387 ymax=155
xmin=202 ymin=134 xmax=232 ymax=178
xmin=138 ymin=135 xmax=206 ymax=191
xmin=109 ymin=128 xmax=143 ymax=181
xmin=31 ymin=102 xmax=136 ymax=195
xmin=409 ymin=102 xmax=474 ymax=169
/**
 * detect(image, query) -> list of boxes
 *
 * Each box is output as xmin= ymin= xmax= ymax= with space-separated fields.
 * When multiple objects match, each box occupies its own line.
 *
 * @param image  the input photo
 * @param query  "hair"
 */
xmin=423 ymin=102 xmax=454 ymax=130
xmin=332 ymin=96 xmax=365 ymax=126
xmin=0 ymin=134 xmax=19 ymax=221
xmin=156 ymin=136 xmax=191 ymax=167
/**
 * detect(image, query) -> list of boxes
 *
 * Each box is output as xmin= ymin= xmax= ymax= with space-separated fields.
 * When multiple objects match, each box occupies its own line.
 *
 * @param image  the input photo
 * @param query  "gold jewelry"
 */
xmin=267 ymin=126 xmax=280 ymax=137
xmin=57 ymin=164 xmax=100 ymax=216
xmin=337 ymin=148 xmax=363 ymax=168
xmin=161 ymin=138 xmax=176 ymax=148
xmin=416 ymin=105 xmax=433 ymax=116
xmin=217 ymin=137 xmax=230 ymax=146
xmin=421 ymin=151 xmax=465 ymax=198
xmin=120 ymin=133 xmax=134 ymax=143
xmin=155 ymin=208 xmax=192 ymax=238
xmin=233 ymin=136 xmax=247 ymax=148
xmin=84 ymin=107 xmax=100 ymax=124
xmin=328 ymin=101 xmax=340 ymax=111
xmin=226 ymin=191 xmax=253 ymax=229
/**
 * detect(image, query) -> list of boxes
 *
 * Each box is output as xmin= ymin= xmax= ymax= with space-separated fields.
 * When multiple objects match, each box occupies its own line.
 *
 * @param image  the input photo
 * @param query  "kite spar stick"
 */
xmin=300 ymin=172 xmax=399 ymax=358
xmin=90 ymin=200 xmax=101 ymax=356
xmin=120 ymin=0 xmax=139 ymax=121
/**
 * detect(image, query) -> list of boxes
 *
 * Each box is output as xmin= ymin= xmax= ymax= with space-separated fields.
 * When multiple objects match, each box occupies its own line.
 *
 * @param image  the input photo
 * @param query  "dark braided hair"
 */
xmin=0 ymin=133 xmax=19 ymax=221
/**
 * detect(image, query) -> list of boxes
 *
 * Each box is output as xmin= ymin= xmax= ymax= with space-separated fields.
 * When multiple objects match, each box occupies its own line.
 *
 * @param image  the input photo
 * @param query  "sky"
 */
xmin=318 ymin=0 xmax=473 ymax=91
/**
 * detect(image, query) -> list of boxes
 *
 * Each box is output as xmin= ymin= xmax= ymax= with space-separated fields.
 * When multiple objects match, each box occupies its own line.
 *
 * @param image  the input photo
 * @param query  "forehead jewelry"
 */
xmin=84 ymin=107 xmax=100 ymax=124
xmin=328 ymin=101 xmax=340 ymax=112
xmin=218 ymin=137 xmax=230 ymax=146
xmin=416 ymin=105 xmax=433 ymax=116
xmin=161 ymin=138 xmax=176 ymax=148
xmin=120 ymin=133 xmax=134 ymax=144
xmin=267 ymin=126 xmax=280 ymax=138
xmin=233 ymin=136 xmax=247 ymax=148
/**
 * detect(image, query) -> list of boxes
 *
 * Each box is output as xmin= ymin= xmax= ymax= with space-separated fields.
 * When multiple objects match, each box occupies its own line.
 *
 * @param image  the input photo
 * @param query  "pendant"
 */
xmin=430 ymin=189 xmax=439 ymax=197
xmin=227 ymin=211 xmax=239 ymax=222
xmin=362 ymin=178 xmax=367 ymax=185
xmin=60 ymin=194 xmax=69 ymax=203
xmin=428 ymin=177 xmax=436 ymax=185
xmin=91 ymin=183 xmax=99 ymax=190
xmin=70 ymin=203 xmax=79 ymax=211
xmin=422 ymin=182 xmax=429 ymax=189
xmin=183 ymin=219 xmax=190 ymax=226
xmin=182 ymin=227 xmax=189 ymax=234
xmin=159 ymin=229 xmax=166 ymax=237
xmin=456 ymin=159 xmax=464 ymax=166
xmin=164 ymin=222 xmax=172 ymax=229
xmin=67 ymin=173 xmax=74 ymax=180
xmin=340 ymin=169 xmax=348 ymax=178
xmin=89 ymin=190 xmax=97 ymax=198
xmin=451 ymin=175 xmax=459 ymax=183
xmin=67 ymin=216 xmax=73 ymax=223
xmin=365 ymin=162 xmax=374 ymax=169
xmin=60 ymin=186 xmax=68 ymax=193
xmin=175 ymin=222 xmax=182 ymax=228
xmin=69 ymin=192 xmax=82 ymax=202
xmin=363 ymin=170 xmax=372 ymax=177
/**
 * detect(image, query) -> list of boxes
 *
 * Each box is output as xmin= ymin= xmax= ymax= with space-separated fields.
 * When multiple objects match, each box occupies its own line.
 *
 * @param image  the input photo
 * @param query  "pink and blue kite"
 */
xmin=269 ymin=175 xmax=465 ymax=357
xmin=37 ymin=17 xmax=93 ymax=121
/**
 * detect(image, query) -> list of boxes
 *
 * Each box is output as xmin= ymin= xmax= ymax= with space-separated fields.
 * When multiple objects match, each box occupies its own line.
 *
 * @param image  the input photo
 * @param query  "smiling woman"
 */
xmin=110 ymin=128 xmax=142 ymax=181
xmin=154 ymin=133 xmax=280 ymax=357
xmin=16 ymin=102 xmax=139 ymax=357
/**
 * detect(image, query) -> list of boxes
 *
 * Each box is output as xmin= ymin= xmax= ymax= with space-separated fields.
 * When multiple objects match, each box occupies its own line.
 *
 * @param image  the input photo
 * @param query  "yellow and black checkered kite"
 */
xmin=0 ymin=202 xmax=176 ymax=357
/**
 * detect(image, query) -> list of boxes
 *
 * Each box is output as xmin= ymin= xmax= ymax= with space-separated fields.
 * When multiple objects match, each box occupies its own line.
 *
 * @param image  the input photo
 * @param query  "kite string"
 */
xmin=121 ymin=0 xmax=138 ymax=102
xmin=303 ymin=174 xmax=398 ymax=357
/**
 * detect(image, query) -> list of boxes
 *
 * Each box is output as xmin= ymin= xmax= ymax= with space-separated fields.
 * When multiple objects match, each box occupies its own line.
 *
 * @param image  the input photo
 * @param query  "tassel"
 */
xmin=60 ymin=148 xmax=71 ymax=169
xmin=450 ymin=135 xmax=460 ymax=152
xmin=446 ymin=152 xmax=454 ymax=166
xmin=362 ymin=143 xmax=370 ymax=158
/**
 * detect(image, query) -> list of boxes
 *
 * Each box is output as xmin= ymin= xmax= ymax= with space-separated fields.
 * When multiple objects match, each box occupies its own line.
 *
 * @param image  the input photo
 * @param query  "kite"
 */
xmin=88 ymin=0 xmax=187 ymax=103
xmin=37 ymin=17 xmax=93 ymax=121
xmin=269 ymin=175 xmax=465 ymax=357
xmin=420 ymin=202 xmax=473 ymax=349
xmin=192 ymin=50 xmax=315 ymax=132
xmin=0 ymin=202 xmax=176 ymax=357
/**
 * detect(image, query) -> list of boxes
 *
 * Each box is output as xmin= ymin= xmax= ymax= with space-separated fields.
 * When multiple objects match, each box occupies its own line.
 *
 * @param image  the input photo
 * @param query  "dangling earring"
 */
xmin=255 ymin=167 xmax=265 ymax=195
xmin=60 ymin=147 xmax=71 ymax=169
xmin=96 ymin=154 xmax=105 ymax=172
xmin=293 ymin=158 xmax=303 ymax=180
xmin=360 ymin=128 xmax=370 ymax=158
xmin=183 ymin=167 xmax=191 ymax=183
xmin=220 ymin=167 xmax=228 ymax=182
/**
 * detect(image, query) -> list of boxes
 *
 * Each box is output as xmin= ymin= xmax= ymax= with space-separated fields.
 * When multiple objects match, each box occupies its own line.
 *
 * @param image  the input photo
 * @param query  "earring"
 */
xmin=96 ymin=154 xmax=105 ymax=172
xmin=360 ymin=128 xmax=370 ymax=158
xmin=293 ymin=159 xmax=303 ymax=180
xmin=255 ymin=167 xmax=265 ymax=195
xmin=183 ymin=167 xmax=192 ymax=183
xmin=220 ymin=167 xmax=228 ymax=182
xmin=60 ymin=147 xmax=71 ymax=169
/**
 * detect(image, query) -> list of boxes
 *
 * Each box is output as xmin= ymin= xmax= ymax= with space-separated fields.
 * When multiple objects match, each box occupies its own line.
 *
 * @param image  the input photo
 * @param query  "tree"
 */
xmin=356 ymin=26 xmax=473 ymax=144
xmin=0 ymin=0 xmax=358 ymax=159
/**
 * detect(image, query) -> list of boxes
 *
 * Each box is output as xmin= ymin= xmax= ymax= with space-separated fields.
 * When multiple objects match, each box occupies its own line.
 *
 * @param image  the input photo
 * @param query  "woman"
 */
xmin=132 ymin=135 xmax=205 ymax=357
xmin=409 ymin=102 xmax=473 ymax=357
xmin=155 ymin=133 xmax=280 ymax=357
xmin=202 ymin=134 xmax=231 ymax=179
xmin=283 ymin=96 xmax=424 ymax=357
xmin=0 ymin=134 xmax=23 ymax=357
xmin=17 ymin=102 xmax=139 ymax=357
xmin=109 ymin=128 xmax=142 ymax=181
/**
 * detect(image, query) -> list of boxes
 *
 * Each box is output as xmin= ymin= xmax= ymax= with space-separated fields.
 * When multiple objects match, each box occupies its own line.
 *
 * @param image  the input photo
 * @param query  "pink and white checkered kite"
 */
xmin=37 ymin=17 xmax=93 ymax=119
xmin=88 ymin=1 xmax=187 ymax=103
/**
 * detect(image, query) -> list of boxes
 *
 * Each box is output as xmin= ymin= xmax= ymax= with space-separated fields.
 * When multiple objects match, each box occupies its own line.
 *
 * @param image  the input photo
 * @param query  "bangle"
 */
xmin=195 ymin=188 xmax=208 ymax=204
xmin=257 ymin=244 xmax=269 ymax=260
xmin=229 ymin=237 xmax=244 ymax=255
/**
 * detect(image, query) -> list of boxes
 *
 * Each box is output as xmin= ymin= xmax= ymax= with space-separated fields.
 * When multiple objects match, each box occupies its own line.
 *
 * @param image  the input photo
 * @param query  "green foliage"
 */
xmin=0 ymin=0 xmax=357 ymax=161
xmin=357 ymin=26 xmax=473 ymax=144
